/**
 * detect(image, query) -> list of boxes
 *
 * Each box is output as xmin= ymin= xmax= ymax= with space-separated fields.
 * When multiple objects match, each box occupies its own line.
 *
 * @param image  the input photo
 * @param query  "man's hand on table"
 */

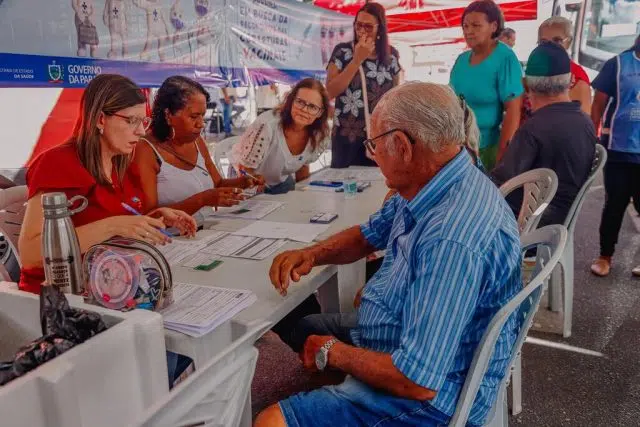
xmin=269 ymin=249 xmax=316 ymax=296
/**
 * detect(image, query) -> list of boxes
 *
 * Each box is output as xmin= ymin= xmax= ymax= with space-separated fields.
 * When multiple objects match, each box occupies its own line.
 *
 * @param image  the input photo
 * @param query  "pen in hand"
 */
xmin=240 ymin=170 xmax=270 ymax=189
xmin=120 ymin=203 xmax=173 ymax=239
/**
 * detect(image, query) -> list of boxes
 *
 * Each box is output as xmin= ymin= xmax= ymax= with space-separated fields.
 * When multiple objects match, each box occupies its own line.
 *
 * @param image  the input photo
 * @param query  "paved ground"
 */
xmin=251 ymin=172 xmax=640 ymax=426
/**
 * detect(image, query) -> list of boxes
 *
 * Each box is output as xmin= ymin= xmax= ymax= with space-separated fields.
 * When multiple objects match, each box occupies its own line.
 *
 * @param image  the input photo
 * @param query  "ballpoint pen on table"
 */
xmin=121 ymin=203 xmax=174 ymax=238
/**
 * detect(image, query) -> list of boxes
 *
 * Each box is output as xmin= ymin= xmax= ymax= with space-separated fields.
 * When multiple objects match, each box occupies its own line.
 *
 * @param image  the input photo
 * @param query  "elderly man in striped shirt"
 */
xmin=256 ymin=82 xmax=522 ymax=427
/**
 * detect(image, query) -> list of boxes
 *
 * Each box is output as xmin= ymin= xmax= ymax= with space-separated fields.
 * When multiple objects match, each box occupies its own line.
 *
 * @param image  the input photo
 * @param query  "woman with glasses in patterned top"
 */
xmin=231 ymin=78 xmax=331 ymax=195
xmin=326 ymin=2 xmax=401 ymax=168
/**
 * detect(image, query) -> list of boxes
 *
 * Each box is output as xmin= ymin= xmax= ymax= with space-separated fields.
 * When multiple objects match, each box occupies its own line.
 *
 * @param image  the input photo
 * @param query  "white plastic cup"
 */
xmin=343 ymin=179 xmax=358 ymax=199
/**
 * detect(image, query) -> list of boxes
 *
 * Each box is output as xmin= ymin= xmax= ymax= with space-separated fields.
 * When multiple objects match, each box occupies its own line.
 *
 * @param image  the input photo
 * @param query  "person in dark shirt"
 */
xmin=492 ymin=41 xmax=596 ymax=227
xmin=590 ymin=35 xmax=640 ymax=277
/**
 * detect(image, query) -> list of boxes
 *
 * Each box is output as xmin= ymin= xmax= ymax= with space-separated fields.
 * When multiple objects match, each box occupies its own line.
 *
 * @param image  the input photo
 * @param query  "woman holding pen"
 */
xmin=231 ymin=78 xmax=331 ymax=195
xmin=18 ymin=74 xmax=197 ymax=294
xmin=134 ymin=76 xmax=261 ymax=224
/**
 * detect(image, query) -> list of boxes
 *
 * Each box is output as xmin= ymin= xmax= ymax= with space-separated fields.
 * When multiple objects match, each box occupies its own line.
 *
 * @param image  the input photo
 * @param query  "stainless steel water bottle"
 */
xmin=41 ymin=192 xmax=88 ymax=294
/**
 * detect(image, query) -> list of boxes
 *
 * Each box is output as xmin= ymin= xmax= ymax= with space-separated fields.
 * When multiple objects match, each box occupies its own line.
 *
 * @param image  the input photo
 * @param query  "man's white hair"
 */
xmin=374 ymin=82 xmax=472 ymax=153
xmin=526 ymin=73 xmax=571 ymax=96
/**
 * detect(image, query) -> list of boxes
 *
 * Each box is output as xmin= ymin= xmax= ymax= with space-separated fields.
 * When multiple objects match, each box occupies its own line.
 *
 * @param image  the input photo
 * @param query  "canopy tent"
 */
xmin=313 ymin=0 xmax=537 ymax=33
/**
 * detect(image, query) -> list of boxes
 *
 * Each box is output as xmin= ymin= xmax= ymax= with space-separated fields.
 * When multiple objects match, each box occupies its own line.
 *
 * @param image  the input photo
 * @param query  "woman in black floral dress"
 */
xmin=326 ymin=2 xmax=401 ymax=168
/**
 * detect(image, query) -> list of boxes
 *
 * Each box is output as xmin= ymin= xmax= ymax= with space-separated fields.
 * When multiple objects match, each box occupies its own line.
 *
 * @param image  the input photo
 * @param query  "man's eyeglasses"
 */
xmin=111 ymin=113 xmax=152 ymax=131
xmin=362 ymin=128 xmax=415 ymax=156
xmin=355 ymin=22 xmax=377 ymax=33
xmin=293 ymin=98 xmax=324 ymax=115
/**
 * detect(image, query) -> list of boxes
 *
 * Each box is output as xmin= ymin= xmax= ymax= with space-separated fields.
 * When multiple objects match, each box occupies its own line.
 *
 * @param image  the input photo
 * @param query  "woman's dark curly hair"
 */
xmin=150 ymin=75 xmax=210 ymax=141
xmin=277 ymin=78 xmax=330 ymax=150
xmin=462 ymin=0 xmax=505 ymax=39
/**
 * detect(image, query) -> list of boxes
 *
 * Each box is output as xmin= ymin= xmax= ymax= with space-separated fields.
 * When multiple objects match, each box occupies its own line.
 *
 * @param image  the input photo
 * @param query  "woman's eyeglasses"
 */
xmin=293 ymin=98 xmax=323 ymax=115
xmin=355 ymin=22 xmax=377 ymax=33
xmin=362 ymin=128 xmax=415 ymax=156
xmin=111 ymin=113 xmax=152 ymax=131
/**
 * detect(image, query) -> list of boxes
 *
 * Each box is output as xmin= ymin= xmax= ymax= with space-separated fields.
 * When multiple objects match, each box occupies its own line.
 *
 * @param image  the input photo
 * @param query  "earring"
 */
xmin=170 ymin=126 xmax=176 ymax=140
xmin=98 ymin=127 xmax=104 ymax=135
xmin=377 ymin=35 xmax=380 ymax=40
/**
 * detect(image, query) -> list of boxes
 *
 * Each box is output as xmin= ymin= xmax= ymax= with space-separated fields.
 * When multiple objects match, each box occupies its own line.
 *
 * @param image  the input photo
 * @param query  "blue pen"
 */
xmin=240 ymin=170 xmax=270 ymax=189
xmin=121 ymin=203 xmax=173 ymax=238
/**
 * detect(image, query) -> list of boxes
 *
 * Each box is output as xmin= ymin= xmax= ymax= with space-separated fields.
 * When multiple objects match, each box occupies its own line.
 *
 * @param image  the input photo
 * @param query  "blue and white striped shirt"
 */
xmin=353 ymin=149 xmax=521 ymax=425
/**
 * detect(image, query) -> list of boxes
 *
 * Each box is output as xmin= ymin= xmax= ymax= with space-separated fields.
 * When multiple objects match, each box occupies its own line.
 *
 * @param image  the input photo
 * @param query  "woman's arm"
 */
xmin=571 ymin=80 xmax=592 ymax=115
xmin=497 ymin=96 xmax=522 ymax=162
xmin=591 ymin=90 xmax=609 ymax=132
xmin=134 ymin=140 xmax=212 ymax=215
xmin=326 ymin=62 xmax=361 ymax=101
xmin=295 ymin=165 xmax=310 ymax=182
xmin=18 ymin=194 xmax=169 ymax=268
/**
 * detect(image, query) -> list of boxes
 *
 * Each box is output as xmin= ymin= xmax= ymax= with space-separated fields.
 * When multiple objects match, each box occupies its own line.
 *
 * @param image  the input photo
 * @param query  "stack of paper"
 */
xmin=232 ymin=221 xmax=330 ymax=243
xmin=161 ymin=283 xmax=256 ymax=337
xmin=211 ymin=200 xmax=283 ymax=220
xmin=159 ymin=231 xmax=286 ymax=263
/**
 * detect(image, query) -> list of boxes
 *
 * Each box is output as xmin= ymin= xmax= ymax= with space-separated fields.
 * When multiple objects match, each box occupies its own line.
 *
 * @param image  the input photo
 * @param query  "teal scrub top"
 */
xmin=450 ymin=41 xmax=524 ymax=150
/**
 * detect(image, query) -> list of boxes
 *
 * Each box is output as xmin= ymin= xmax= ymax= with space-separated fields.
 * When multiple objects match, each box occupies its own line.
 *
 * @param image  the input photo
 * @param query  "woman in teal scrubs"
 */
xmin=450 ymin=0 xmax=523 ymax=170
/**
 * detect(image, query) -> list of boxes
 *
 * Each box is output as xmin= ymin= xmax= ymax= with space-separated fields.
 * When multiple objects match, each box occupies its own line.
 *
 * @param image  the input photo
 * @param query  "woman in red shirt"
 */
xmin=18 ymin=74 xmax=196 ymax=293
xmin=521 ymin=17 xmax=592 ymax=123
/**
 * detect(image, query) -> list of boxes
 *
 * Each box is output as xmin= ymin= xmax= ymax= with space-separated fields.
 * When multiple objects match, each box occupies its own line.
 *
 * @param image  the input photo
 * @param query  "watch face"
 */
xmin=315 ymin=349 xmax=327 ymax=371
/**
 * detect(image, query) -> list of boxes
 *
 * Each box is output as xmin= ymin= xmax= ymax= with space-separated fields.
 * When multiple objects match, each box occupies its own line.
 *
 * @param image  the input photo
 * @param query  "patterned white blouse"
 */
xmin=231 ymin=110 xmax=329 ymax=186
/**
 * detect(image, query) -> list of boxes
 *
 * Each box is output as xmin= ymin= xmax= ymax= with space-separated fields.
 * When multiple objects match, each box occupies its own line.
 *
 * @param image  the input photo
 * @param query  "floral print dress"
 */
xmin=329 ymin=42 xmax=401 ymax=168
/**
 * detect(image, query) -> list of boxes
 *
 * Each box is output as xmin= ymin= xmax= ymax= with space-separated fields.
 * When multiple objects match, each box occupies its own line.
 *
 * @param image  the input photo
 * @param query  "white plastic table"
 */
xmin=165 ymin=178 xmax=389 ymax=368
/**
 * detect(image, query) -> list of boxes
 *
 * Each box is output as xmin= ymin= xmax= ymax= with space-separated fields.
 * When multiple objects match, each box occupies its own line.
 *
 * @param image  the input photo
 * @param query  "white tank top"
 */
xmin=141 ymin=138 xmax=214 ymax=224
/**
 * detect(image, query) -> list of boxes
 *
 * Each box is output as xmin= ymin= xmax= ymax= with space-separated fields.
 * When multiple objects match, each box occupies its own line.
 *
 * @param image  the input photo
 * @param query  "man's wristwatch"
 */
xmin=315 ymin=338 xmax=338 ymax=371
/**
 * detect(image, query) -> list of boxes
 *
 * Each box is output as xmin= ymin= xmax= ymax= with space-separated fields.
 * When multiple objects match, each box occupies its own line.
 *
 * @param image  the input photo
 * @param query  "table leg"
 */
xmin=337 ymin=259 xmax=366 ymax=313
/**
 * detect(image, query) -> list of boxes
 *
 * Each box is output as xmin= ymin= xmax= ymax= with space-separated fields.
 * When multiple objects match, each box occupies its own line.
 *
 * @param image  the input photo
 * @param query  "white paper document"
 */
xmin=232 ymin=221 xmax=330 ymax=243
xmin=161 ymin=283 xmax=256 ymax=337
xmin=313 ymin=168 xmax=384 ymax=182
xmin=158 ymin=239 xmax=207 ymax=266
xmin=200 ymin=231 xmax=287 ymax=260
xmin=211 ymin=200 xmax=283 ymax=220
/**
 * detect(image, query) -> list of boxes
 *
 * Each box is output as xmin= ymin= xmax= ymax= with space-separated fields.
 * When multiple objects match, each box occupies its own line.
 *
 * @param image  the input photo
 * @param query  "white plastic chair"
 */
xmin=499 ymin=169 xmax=558 ymax=234
xmin=129 ymin=321 xmax=270 ymax=427
xmin=212 ymin=136 xmax=241 ymax=179
xmin=450 ymin=225 xmax=568 ymax=427
xmin=547 ymin=144 xmax=606 ymax=338
xmin=0 ymin=185 xmax=27 ymax=262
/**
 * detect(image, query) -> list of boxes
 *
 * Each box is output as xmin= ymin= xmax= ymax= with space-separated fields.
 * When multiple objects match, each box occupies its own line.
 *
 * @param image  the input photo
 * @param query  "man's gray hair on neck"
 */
xmin=526 ymin=73 xmax=571 ymax=96
xmin=375 ymin=82 xmax=470 ymax=153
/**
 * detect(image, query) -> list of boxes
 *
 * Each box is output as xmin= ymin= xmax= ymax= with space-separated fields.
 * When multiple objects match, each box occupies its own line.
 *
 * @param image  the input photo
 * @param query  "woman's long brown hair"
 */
xmin=277 ymin=78 xmax=330 ymax=150
xmin=70 ymin=74 xmax=146 ymax=185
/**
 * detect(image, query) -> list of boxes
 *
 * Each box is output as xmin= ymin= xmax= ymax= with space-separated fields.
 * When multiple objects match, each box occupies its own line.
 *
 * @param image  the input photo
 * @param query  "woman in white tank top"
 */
xmin=134 ymin=76 xmax=260 ymax=223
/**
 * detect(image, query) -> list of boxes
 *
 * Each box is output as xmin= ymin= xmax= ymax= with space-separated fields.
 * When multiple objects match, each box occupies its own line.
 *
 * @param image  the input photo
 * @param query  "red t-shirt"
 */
xmin=569 ymin=61 xmax=590 ymax=88
xmin=19 ymin=143 xmax=145 ymax=294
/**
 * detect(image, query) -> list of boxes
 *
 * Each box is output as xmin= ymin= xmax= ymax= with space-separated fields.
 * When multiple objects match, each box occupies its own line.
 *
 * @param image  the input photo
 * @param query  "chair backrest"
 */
xmin=130 ymin=321 xmax=271 ymax=427
xmin=563 ymin=144 xmax=607 ymax=234
xmin=449 ymin=225 xmax=568 ymax=426
xmin=499 ymin=168 xmax=558 ymax=234
xmin=0 ymin=186 xmax=28 ymax=257
xmin=212 ymin=136 xmax=241 ymax=178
